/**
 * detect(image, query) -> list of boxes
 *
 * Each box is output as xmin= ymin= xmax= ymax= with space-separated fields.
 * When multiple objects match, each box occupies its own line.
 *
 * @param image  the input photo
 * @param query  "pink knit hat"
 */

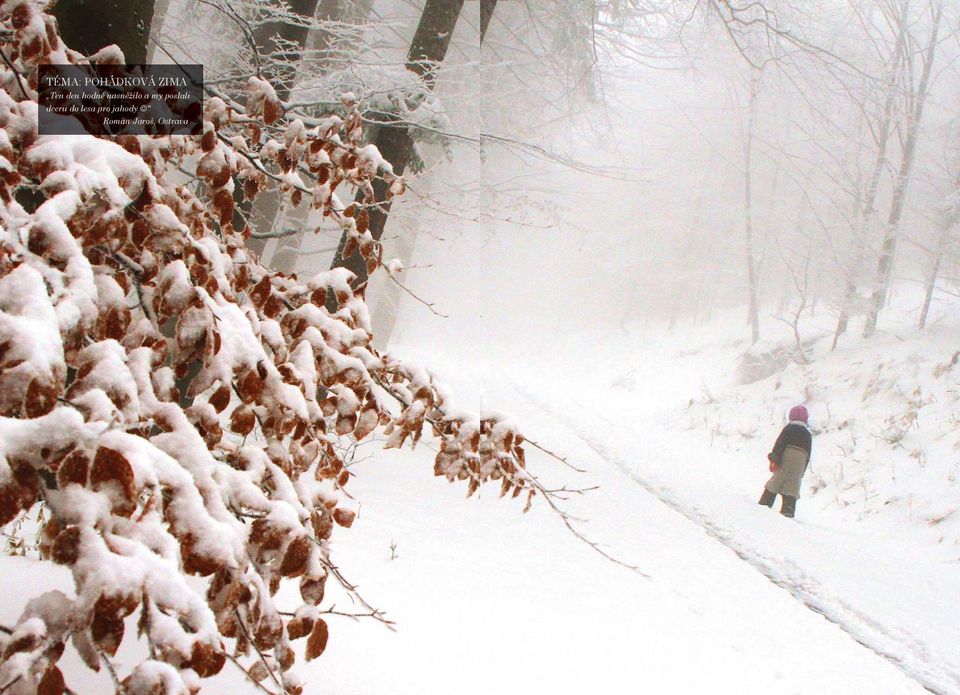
xmin=789 ymin=405 xmax=809 ymax=423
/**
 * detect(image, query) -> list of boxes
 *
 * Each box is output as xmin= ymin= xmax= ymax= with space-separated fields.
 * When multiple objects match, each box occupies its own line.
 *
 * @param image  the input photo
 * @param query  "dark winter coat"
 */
xmin=768 ymin=422 xmax=812 ymax=463
xmin=765 ymin=422 xmax=812 ymax=498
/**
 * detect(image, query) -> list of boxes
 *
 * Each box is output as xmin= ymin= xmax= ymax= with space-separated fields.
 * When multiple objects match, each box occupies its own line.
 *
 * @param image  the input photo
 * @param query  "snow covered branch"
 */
xmin=0 ymin=3 xmax=553 ymax=692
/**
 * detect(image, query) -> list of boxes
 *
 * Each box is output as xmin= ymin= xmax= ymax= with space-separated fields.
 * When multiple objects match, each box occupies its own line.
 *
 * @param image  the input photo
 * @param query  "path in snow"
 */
xmin=502 ymin=373 xmax=960 ymax=695
xmin=315 ymin=344 xmax=942 ymax=695
xmin=515 ymin=384 xmax=957 ymax=695
xmin=2 ymin=344 xmax=953 ymax=694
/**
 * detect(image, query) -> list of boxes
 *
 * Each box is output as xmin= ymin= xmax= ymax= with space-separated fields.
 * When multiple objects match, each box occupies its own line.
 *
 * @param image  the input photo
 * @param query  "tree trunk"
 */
xmin=863 ymin=1 xmax=943 ymax=338
xmin=330 ymin=0 xmax=466 ymax=287
xmin=146 ymin=0 xmax=171 ymax=62
xmin=919 ymin=167 xmax=960 ymax=329
xmin=52 ymin=0 xmax=156 ymax=63
xmin=918 ymin=250 xmax=942 ymax=330
xmin=240 ymin=0 xmax=324 ymax=257
xmin=372 ymin=0 xmax=485 ymax=347
xmin=743 ymin=72 xmax=761 ymax=345
xmin=832 ymin=11 xmax=907 ymax=350
xmin=253 ymin=0 xmax=324 ymax=102
xmin=481 ymin=0 xmax=497 ymax=44
xmin=261 ymin=0 xmax=371 ymax=271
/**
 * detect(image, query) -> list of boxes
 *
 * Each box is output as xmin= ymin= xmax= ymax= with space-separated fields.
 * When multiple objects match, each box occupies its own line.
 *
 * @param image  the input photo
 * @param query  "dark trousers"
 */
xmin=758 ymin=489 xmax=796 ymax=518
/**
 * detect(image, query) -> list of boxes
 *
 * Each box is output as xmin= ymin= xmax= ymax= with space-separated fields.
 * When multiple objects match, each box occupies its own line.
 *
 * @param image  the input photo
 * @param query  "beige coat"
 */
xmin=765 ymin=444 xmax=808 ymax=498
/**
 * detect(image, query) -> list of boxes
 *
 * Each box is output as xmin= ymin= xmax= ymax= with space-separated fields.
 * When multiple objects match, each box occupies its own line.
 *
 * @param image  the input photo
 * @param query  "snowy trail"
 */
xmin=509 ymin=382 xmax=960 ymax=695
xmin=4 ymin=343 xmax=951 ymax=694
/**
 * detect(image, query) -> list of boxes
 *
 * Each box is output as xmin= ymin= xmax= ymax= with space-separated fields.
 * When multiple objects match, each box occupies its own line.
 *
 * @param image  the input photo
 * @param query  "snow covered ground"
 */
xmin=3 ymin=287 xmax=958 ymax=694
xmin=326 ymin=282 xmax=958 ymax=694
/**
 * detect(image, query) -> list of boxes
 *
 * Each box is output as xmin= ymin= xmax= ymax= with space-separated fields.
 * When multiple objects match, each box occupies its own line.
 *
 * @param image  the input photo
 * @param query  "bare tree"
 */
xmin=863 ymin=0 xmax=944 ymax=337
xmin=253 ymin=0 xmax=325 ymax=100
xmin=52 ymin=0 xmax=156 ymax=62
xmin=242 ymin=0 xmax=324 ymax=257
xmin=329 ymin=0 xmax=466 ymax=289
xmin=775 ymin=223 xmax=814 ymax=364
xmin=919 ymin=162 xmax=960 ymax=328
xmin=831 ymin=5 xmax=907 ymax=349
xmin=743 ymin=69 xmax=762 ymax=344
xmin=481 ymin=0 xmax=497 ymax=44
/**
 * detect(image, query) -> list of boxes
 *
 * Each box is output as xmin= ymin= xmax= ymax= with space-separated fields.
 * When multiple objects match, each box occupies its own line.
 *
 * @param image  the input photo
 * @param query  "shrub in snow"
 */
xmin=0 ymin=2 xmax=535 ymax=692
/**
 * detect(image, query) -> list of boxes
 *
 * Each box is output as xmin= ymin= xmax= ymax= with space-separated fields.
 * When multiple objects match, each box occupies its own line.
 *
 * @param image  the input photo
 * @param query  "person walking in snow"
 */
xmin=759 ymin=405 xmax=812 ymax=518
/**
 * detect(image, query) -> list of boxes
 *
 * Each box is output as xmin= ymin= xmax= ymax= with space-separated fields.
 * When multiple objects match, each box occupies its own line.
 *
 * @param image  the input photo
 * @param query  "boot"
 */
xmin=758 ymin=489 xmax=776 ymax=508
xmin=780 ymin=495 xmax=797 ymax=518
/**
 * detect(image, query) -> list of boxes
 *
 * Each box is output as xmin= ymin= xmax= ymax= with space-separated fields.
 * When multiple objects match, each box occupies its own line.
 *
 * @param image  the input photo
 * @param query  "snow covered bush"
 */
xmin=0 ymin=2 xmax=535 ymax=692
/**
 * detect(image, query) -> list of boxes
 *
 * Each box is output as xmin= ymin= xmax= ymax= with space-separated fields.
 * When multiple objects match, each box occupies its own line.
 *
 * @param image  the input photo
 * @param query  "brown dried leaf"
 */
xmin=208 ymin=383 xmax=231 ymax=413
xmin=264 ymin=96 xmax=281 ymax=126
xmin=180 ymin=533 xmax=221 ymax=576
xmin=466 ymin=478 xmax=479 ymax=499
xmin=201 ymin=129 xmax=216 ymax=153
xmin=0 ymin=483 xmax=26 ymax=526
xmin=299 ymin=574 xmax=326 ymax=606
xmin=355 ymin=209 xmax=369 ymax=234
xmin=56 ymin=449 xmax=89 ymax=488
xmin=51 ymin=526 xmax=81 ymax=565
xmin=279 ymin=535 xmax=310 ymax=577
xmin=310 ymin=509 xmax=333 ymax=541
xmin=90 ymin=447 xmax=137 ymax=517
xmin=342 ymin=235 xmax=358 ymax=260
xmin=37 ymin=665 xmax=64 ymax=695
xmin=287 ymin=614 xmax=314 ymax=641
xmin=24 ymin=377 xmax=58 ymax=418
xmin=90 ymin=611 xmax=124 ymax=657
xmin=237 ymin=369 xmax=263 ymax=403
xmin=335 ymin=415 xmax=356 ymax=436
xmin=332 ymin=508 xmax=355 ymax=528
xmin=230 ymin=404 xmax=256 ymax=436
xmin=249 ymin=661 xmax=271 ymax=682
xmin=253 ymin=610 xmax=283 ymax=651
xmin=188 ymin=640 xmax=226 ymax=677
xmin=305 ymin=618 xmax=329 ymax=660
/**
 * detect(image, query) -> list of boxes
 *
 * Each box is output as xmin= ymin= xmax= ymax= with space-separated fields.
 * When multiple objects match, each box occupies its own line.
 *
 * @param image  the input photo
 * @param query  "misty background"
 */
xmin=149 ymin=0 xmax=960 ymax=364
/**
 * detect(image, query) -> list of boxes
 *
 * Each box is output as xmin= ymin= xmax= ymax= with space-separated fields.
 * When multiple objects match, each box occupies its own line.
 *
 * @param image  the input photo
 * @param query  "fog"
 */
xmin=4 ymin=2 xmax=960 ymax=693
xmin=360 ymin=0 xmax=960 ymax=359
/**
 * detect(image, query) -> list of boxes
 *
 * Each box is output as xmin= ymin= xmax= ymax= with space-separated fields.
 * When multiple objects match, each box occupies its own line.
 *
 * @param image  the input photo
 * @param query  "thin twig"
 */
xmin=523 ymin=438 xmax=587 ymax=473
xmin=234 ymin=609 xmax=284 ymax=693
xmin=308 ymin=549 xmax=397 ymax=632
xmin=321 ymin=606 xmax=396 ymax=625
xmin=523 ymin=471 xmax=649 ymax=577
xmin=372 ymin=377 xmax=645 ymax=576
xmin=0 ymin=675 xmax=22 ymax=694
xmin=0 ymin=47 xmax=29 ymax=100
xmin=99 ymin=651 xmax=126 ymax=694
xmin=383 ymin=269 xmax=447 ymax=318
xmin=225 ymin=652 xmax=280 ymax=695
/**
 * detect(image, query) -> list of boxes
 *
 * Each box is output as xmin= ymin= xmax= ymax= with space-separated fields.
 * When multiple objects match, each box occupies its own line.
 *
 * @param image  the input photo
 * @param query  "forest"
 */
xmin=1 ymin=0 xmax=959 ymax=693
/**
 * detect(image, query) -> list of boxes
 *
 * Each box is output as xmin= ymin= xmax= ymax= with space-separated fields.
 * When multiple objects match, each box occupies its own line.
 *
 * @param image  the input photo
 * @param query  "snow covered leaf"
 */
xmin=0 ymin=4 xmax=539 ymax=691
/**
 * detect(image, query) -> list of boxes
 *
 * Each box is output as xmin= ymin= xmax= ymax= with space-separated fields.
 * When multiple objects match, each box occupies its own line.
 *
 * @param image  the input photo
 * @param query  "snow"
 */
xmin=2 ymin=3 xmax=958 ymax=692
xmin=354 ymin=143 xmax=392 ymax=177
xmin=7 ymin=286 xmax=953 ymax=693
xmin=274 ymin=283 xmax=955 ymax=694
xmin=272 ymin=339 xmax=942 ymax=693
xmin=0 ymin=177 xmax=947 ymax=695
xmin=0 ymin=264 xmax=64 ymax=385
